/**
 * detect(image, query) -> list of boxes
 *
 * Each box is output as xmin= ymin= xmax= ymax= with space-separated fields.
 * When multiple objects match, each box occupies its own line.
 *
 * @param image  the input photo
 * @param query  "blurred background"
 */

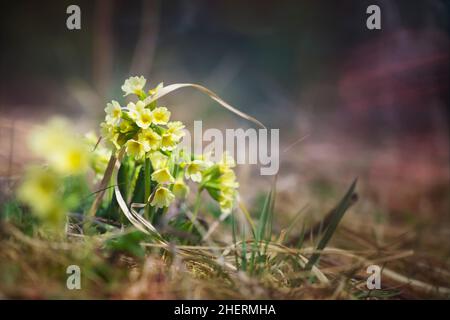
xmin=0 ymin=0 xmax=449 ymax=230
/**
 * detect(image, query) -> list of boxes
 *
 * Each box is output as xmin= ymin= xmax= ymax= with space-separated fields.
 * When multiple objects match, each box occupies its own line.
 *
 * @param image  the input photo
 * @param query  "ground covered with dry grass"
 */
xmin=1 ymin=175 xmax=449 ymax=300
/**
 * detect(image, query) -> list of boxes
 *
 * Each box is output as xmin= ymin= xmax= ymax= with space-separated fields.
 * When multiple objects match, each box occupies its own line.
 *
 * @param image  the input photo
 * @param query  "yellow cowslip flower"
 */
xmin=119 ymin=119 xmax=134 ymax=133
xmin=17 ymin=167 xmax=65 ymax=223
xmin=100 ymin=121 xmax=115 ymax=139
xmin=105 ymin=100 xmax=122 ymax=125
xmin=160 ymin=132 xmax=180 ymax=151
xmin=185 ymin=159 xmax=208 ymax=182
xmin=148 ymin=151 xmax=168 ymax=170
xmin=167 ymin=121 xmax=186 ymax=140
xmin=219 ymin=195 xmax=234 ymax=214
xmin=135 ymin=108 xmax=153 ymax=129
xmin=173 ymin=179 xmax=189 ymax=199
xmin=151 ymin=167 xmax=175 ymax=184
xmin=218 ymin=168 xmax=239 ymax=188
xmin=199 ymin=152 xmax=238 ymax=213
xmin=138 ymin=128 xmax=161 ymax=152
xmin=121 ymin=76 xmax=146 ymax=97
xmin=101 ymin=122 xmax=121 ymax=149
xmin=125 ymin=139 xmax=146 ymax=160
xmin=218 ymin=171 xmax=238 ymax=213
xmin=150 ymin=186 xmax=175 ymax=208
xmin=148 ymin=82 xmax=163 ymax=96
xmin=127 ymin=101 xmax=145 ymax=121
xmin=152 ymin=107 xmax=171 ymax=125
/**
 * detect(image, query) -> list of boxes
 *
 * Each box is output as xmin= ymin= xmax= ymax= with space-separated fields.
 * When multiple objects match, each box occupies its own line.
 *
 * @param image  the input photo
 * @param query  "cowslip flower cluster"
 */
xmin=99 ymin=76 xmax=239 ymax=213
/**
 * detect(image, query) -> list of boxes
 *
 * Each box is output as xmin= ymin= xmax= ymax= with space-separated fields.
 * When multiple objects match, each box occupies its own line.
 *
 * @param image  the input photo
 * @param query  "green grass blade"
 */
xmin=305 ymin=178 xmax=358 ymax=271
xmin=256 ymin=187 xmax=274 ymax=242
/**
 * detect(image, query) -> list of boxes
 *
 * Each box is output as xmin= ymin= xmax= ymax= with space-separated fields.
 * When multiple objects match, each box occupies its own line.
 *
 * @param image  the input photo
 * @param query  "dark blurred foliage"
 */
xmin=1 ymin=0 xmax=448 ymax=131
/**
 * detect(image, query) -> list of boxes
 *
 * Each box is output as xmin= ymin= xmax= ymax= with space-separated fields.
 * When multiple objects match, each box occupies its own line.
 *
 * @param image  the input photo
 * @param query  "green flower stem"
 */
xmin=144 ymin=158 xmax=152 ymax=220
xmin=187 ymin=190 xmax=202 ymax=233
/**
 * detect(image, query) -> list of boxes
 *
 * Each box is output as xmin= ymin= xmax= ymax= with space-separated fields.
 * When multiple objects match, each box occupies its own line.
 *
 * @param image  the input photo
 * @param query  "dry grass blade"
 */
xmin=88 ymin=153 xmax=116 ymax=217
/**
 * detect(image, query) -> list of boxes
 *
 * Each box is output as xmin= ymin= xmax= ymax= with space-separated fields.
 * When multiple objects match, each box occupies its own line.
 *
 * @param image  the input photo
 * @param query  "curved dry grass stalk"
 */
xmin=142 ymin=83 xmax=266 ymax=129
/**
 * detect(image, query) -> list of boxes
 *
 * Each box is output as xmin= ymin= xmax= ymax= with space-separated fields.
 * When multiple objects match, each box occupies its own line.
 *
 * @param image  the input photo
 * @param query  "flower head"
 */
xmin=150 ymin=186 xmax=175 ymax=208
xmin=185 ymin=159 xmax=209 ymax=182
xmin=200 ymin=152 xmax=238 ymax=213
xmin=121 ymin=76 xmax=146 ymax=96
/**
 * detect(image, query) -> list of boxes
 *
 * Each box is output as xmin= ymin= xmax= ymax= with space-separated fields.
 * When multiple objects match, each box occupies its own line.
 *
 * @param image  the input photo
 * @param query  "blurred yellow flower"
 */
xmin=151 ymin=167 xmax=175 ymax=184
xmin=218 ymin=168 xmax=239 ymax=188
xmin=29 ymin=117 xmax=89 ymax=175
xmin=17 ymin=167 xmax=65 ymax=224
xmin=105 ymin=100 xmax=122 ymax=125
xmin=50 ymin=142 xmax=89 ymax=175
xmin=185 ymin=159 xmax=208 ymax=182
xmin=173 ymin=179 xmax=189 ymax=199
xmin=30 ymin=117 xmax=67 ymax=156
xmin=152 ymin=107 xmax=170 ymax=125
xmin=85 ymin=132 xmax=111 ymax=179
xmin=150 ymin=186 xmax=175 ymax=208
xmin=121 ymin=76 xmax=146 ymax=96
xmin=138 ymin=128 xmax=161 ymax=151
xmin=101 ymin=122 xmax=120 ymax=149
